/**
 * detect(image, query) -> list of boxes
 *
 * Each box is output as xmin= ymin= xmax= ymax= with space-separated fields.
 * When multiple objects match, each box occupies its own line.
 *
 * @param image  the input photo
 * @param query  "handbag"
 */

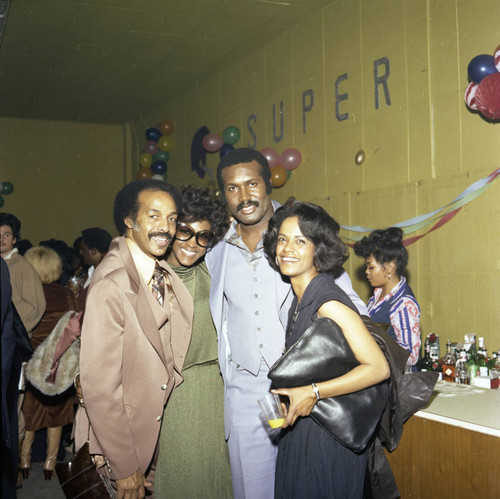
xmin=268 ymin=316 xmax=388 ymax=452
xmin=55 ymin=441 xmax=116 ymax=498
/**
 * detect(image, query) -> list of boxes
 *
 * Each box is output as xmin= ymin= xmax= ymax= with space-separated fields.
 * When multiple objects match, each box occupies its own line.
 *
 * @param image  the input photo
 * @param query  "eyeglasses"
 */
xmin=174 ymin=222 xmax=216 ymax=248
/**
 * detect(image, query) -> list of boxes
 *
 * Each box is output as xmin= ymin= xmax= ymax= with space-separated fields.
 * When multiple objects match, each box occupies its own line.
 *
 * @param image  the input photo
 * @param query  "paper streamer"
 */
xmin=342 ymin=166 xmax=500 ymax=247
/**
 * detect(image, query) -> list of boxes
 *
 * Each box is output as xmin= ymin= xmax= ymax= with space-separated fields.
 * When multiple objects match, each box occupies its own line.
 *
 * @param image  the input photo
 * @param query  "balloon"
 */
xmin=202 ymin=133 xmax=223 ymax=152
xmin=158 ymin=136 xmax=174 ymax=152
xmin=222 ymin=126 xmax=241 ymax=145
xmin=0 ymin=183 xmax=3 ymax=192
xmin=475 ymin=72 xmax=500 ymax=120
xmin=137 ymin=167 xmax=153 ymax=180
xmin=1 ymin=182 xmax=14 ymax=195
xmin=464 ymin=82 xmax=478 ymax=110
xmin=151 ymin=160 xmax=167 ymax=174
xmin=270 ymin=165 xmax=287 ymax=188
xmin=154 ymin=150 xmax=170 ymax=163
xmin=467 ymin=54 xmax=497 ymax=84
xmin=219 ymin=143 xmax=234 ymax=159
xmin=159 ymin=120 xmax=174 ymax=136
xmin=145 ymin=127 xmax=162 ymax=142
xmin=139 ymin=152 xmax=153 ymax=168
xmin=145 ymin=141 xmax=159 ymax=155
xmin=152 ymin=173 xmax=165 ymax=181
xmin=260 ymin=147 xmax=280 ymax=167
xmin=495 ymin=44 xmax=500 ymax=72
xmin=0 ymin=195 xmax=3 ymax=208
xmin=280 ymin=148 xmax=302 ymax=170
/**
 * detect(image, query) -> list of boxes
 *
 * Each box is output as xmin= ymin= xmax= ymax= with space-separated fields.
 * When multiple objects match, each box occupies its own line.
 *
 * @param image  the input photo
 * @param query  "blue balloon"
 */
xmin=151 ymin=160 xmax=167 ymax=174
xmin=146 ymin=127 xmax=162 ymax=142
xmin=467 ymin=54 xmax=497 ymax=84
xmin=219 ymin=143 xmax=234 ymax=159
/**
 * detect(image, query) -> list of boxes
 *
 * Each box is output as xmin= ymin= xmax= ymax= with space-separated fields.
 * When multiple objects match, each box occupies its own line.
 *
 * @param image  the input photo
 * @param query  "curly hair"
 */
xmin=263 ymin=202 xmax=348 ymax=278
xmin=113 ymin=179 xmax=181 ymax=235
xmin=0 ymin=212 xmax=21 ymax=241
xmin=179 ymin=185 xmax=229 ymax=245
xmin=353 ymin=227 xmax=408 ymax=275
xmin=217 ymin=147 xmax=272 ymax=195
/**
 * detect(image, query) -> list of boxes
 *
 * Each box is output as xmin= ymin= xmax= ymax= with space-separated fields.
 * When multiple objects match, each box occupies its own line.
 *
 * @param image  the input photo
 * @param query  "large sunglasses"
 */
xmin=174 ymin=222 xmax=216 ymax=248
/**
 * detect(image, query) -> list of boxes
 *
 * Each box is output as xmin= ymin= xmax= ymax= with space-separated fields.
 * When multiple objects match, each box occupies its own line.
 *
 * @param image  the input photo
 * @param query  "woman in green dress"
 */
xmin=155 ymin=185 xmax=232 ymax=498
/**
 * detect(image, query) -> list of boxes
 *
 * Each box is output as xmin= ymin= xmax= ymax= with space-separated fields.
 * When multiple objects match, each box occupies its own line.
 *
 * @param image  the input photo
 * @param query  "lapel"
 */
xmin=119 ymin=238 xmax=168 ymax=367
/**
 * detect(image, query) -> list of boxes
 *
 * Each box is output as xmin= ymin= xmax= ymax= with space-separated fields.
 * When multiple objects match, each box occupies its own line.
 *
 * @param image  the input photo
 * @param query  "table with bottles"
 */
xmin=385 ymin=382 xmax=500 ymax=498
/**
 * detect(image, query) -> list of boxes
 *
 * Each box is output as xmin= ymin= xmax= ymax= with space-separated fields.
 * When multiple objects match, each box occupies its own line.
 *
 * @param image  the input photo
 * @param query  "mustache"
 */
xmin=149 ymin=231 xmax=173 ymax=242
xmin=236 ymin=200 xmax=259 ymax=212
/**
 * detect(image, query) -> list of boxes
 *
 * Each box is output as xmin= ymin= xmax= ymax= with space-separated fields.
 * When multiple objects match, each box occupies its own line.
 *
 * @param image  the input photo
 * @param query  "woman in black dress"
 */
xmin=263 ymin=202 xmax=389 ymax=499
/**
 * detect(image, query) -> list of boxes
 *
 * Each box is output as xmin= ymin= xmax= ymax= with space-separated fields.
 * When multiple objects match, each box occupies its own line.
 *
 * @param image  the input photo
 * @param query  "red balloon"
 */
xmin=202 ymin=133 xmax=223 ymax=152
xmin=160 ymin=120 xmax=174 ymax=136
xmin=270 ymin=165 xmax=288 ymax=188
xmin=145 ymin=141 xmax=159 ymax=155
xmin=280 ymin=148 xmax=302 ymax=170
xmin=475 ymin=73 xmax=500 ymax=120
xmin=137 ymin=167 xmax=153 ymax=180
xmin=260 ymin=147 xmax=280 ymax=168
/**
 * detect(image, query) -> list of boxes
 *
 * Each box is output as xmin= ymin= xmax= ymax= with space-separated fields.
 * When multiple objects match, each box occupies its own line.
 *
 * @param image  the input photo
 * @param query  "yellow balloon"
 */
xmin=139 ymin=152 xmax=152 ymax=168
xmin=158 ymin=136 xmax=174 ymax=152
xmin=137 ymin=167 xmax=153 ymax=180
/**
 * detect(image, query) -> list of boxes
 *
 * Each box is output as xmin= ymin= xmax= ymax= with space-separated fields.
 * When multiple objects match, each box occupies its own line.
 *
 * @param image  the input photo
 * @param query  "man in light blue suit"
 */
xmin=206 ymin=148 xmax=367 ymax=499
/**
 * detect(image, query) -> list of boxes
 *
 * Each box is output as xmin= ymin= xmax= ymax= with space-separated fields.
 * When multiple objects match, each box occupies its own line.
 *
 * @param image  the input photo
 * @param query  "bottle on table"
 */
xmin=441 ymin=339 xmax=456 ymax=382
xmin=463 ymin=333 xmax=477 ymax=361
xmin=476 ymin=337 xmax=489 ymax=377
xmin=455 ymin=349 xmax=470 ymax=385
xmin=419 ymin=341 xmax=442 ymax=379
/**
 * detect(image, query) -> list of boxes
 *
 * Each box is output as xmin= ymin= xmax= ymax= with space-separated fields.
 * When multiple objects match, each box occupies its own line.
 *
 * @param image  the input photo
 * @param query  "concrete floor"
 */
xmin=17 ymin=457 xmax=66 ymax=499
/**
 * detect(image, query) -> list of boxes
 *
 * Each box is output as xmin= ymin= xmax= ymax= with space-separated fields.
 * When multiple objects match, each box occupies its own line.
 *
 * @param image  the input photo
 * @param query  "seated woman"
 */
xmin=155 ymin=185 xmax=233 ymax=498
xmin=21 ymin=246 xmax=77 ymax=480
xmin=353 ymin=227 xmax=421 ymax=367
xmin=262 ymin=202 xmax=389 ymax=498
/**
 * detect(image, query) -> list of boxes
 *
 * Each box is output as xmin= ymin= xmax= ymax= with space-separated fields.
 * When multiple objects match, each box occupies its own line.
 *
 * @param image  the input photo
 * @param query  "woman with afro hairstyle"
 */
xmin=155 ymin=185 xmax=233 ymax=498
xmin=354 ymin=227 xmax=421 ymax=368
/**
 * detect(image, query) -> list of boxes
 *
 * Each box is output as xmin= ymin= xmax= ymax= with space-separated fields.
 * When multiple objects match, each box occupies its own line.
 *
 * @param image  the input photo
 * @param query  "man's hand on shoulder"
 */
xmin=116 ymin=468 xmax=150 ymax=499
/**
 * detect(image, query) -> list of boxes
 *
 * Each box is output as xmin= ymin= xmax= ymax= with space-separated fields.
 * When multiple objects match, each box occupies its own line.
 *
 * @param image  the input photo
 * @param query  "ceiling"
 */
xmin=0 ymin=0 xmax=333 ymax=124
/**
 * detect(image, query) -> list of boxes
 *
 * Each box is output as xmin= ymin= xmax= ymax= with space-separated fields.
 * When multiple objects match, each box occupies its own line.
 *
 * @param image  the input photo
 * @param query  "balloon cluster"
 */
xmin=260 ymin=147 xmax=302 ymax=188
xmin=202 ymin=126 xmax=241 ymax=158
xmin=137 ymin=120 xmax=175 ymax=180
xmin=0 ymin=181 xmax=14 ymax=208
xmin=465 ymin=45 xmax=500 ymax=121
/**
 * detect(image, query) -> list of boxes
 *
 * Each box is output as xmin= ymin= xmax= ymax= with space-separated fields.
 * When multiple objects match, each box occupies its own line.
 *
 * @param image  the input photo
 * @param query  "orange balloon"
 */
xmin=160 ymin=120 xmax=174 ymax=136
xmin=270 ymin=165 xmax=287 ymax=188
xmin=158 ymin=136 xmax=174 ymax=152
xmin=137 ymin=167 xmax=153 ymax=180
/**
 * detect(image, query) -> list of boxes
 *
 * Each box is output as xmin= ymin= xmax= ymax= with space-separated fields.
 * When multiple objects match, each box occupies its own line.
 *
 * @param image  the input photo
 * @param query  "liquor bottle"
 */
xmin=463 ymin=333 xmax=477 ymax=361
xmin=455 ymin=350 xmax=470 ymax=385
xmin=419 ymin=341 xmax=442 ymax=378
xmin=476 ymin=337 xmax=488 ymax=376
xmin=441 ymin=339 xmax=456 ymax=382
xmin=477 ymin=337 xmax=487 ymax=357
xmin=468 ymin=355 xmax=479 ymax=383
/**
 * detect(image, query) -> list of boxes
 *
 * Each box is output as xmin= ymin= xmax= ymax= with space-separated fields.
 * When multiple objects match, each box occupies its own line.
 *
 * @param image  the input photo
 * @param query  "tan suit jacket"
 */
xmin=74 ymin=237 xmax=193 ymax=480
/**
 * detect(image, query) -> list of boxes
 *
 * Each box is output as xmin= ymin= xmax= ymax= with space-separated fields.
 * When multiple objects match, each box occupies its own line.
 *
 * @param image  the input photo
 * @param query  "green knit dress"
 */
xmin=155 ymin=261 xmax=233 ymax=498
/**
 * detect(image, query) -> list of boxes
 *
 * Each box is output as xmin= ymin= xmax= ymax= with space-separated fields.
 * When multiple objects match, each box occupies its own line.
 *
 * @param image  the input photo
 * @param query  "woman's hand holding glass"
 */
xmin=271 ymin=385 xmax=318 ymax=428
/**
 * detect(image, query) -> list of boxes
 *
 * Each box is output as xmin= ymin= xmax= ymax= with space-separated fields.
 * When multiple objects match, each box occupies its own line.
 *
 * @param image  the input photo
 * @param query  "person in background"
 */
xmin=0 ymin=213 xmax=46 ymax=334
xmin=17 ymin=239 xmax=33 ymax=256
xmin=205 ymin=148 xmax=367 ymax=499
xmin=353 ymin=227 xmax=421 ymax=367
xmin=262 ymin=202 xmax=389 ymax=498
xmin=39 ymin=239 xmax=73 ymax=287
xmin=155 ymin=185 xmax=232 ymax=498
xmin=21 ymin=246 xmax=78 ymax=481
xmin=74 ymin=180 xmax=193 ymax=498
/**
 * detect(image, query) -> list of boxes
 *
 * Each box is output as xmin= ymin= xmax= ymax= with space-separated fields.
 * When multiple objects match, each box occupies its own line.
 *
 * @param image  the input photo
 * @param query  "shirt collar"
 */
xmin=125 ymin=237 xmax=157 ymax=286
xmin=3 ymin=247 xmax=18 ymax=260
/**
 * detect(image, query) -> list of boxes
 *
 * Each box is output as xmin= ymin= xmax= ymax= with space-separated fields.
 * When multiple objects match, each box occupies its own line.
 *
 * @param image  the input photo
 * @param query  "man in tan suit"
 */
xmin=74 ymin=179 xmax=193 ymax=498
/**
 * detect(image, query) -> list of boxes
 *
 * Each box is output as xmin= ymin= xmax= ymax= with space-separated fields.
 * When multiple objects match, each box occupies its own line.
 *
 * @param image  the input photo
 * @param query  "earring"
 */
xmin=387 ymin=273 xmax=391 ymax=279
xmin=275 ymin=256 xmax=279 ymax=267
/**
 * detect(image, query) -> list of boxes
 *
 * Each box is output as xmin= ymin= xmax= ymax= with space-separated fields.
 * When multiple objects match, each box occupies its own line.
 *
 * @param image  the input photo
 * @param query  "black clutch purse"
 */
xmin=268 ymin=316 xmax=388 ymax=452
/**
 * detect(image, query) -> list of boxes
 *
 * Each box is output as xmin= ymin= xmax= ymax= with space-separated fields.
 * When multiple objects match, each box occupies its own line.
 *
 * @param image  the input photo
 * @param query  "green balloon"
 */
xmin=155 ymin=150 xmax=170 ymax=163
xmin=2 ymin=182 xmax=13 ymax=195
xmin=222 ymin=126 xmax=241 ymax=145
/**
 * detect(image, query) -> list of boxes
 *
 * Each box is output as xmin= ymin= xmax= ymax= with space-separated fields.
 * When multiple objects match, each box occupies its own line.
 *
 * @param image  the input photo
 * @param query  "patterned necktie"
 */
xmin=151 ymin=262 xmax=165 ymax=306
